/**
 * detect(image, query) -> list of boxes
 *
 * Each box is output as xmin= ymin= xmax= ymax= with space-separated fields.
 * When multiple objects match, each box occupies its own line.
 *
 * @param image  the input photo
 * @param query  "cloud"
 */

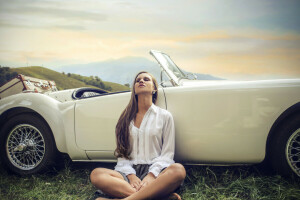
xmin=182 ymin=47 xmax=300 ymax=80
xmin=0 ymin=0 xmax=107 ymax=30
xmin=176 ymin=31 xmax=300 ymax=43
xmin=0 ymin=0 xmax=299 ymax=80
xmin=10 ymin=7 xmax=106 ymax=22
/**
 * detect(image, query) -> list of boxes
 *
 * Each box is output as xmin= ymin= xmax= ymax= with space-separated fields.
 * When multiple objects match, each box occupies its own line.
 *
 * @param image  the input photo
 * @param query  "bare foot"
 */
xmin=169 ymin=193 xmax=181 ymax=200
xmin=159 ymin=192 xmax=182 ymax=200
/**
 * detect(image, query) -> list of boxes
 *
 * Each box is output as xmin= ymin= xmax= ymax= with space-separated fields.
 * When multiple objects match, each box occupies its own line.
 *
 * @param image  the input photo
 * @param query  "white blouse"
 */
xmin=114 ymin=103 xmax=175 ymax=177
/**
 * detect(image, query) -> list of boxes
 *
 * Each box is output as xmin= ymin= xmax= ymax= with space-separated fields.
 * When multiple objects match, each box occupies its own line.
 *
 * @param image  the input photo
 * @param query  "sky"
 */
xmin=0 ymin=0 xmax=299 ymax=80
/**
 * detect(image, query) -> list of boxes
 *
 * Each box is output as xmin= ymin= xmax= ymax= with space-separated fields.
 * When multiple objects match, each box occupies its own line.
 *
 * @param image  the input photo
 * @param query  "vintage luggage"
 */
xmin=0 ymin=74 xmax=57 ymax=99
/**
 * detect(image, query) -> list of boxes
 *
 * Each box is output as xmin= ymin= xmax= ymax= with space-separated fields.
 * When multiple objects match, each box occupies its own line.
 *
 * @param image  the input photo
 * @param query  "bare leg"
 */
xmin=124 ymin=163 xmax=186 ymax=200
xmin=90 ymin=167 xmax=136 ymax=198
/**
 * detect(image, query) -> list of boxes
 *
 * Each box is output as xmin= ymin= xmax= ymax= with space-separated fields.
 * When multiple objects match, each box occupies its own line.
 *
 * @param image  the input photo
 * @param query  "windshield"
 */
xmin=150 ymin=50 xmax=186 ymax=86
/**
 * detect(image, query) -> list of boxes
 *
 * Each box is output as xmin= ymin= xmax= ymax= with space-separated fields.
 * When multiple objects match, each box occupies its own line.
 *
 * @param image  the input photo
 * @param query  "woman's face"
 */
xmin=134 ymin=73 xmax=155 ymax=96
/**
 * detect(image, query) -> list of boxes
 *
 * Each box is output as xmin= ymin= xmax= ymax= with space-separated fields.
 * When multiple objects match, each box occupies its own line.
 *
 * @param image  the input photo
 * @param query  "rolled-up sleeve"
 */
xmin=149 ymin=112 xmax=175 ymax=177
xmin=114 ymin=157 xmax=136 ymax=176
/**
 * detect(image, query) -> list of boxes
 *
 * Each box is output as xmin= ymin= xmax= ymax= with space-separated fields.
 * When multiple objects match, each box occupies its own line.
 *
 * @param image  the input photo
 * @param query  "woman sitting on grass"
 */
xmin=90 ymin=71 xmax=186 ymax=200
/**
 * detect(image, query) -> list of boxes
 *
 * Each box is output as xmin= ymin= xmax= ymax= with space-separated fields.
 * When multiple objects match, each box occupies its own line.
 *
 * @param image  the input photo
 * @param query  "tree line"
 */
xmin=0 ymin=66 xmax=18 ymax=86
xmin=62 ymin=72 xmax=112 ymax=91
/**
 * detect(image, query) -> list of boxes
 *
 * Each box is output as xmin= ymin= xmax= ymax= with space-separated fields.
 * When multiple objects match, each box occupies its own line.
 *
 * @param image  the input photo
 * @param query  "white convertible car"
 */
xmin=0 ymin=50 xmax=299 ymax=178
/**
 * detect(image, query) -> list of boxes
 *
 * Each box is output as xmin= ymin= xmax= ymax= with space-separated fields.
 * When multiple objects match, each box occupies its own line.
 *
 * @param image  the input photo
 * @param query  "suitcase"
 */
xmin=0 ymin=74 xmax=57 ymax=99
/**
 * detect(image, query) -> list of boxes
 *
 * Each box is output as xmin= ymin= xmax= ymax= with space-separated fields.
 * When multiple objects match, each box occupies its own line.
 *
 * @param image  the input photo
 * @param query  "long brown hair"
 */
xmin=114 ymin=71 xmax=158 ymax=159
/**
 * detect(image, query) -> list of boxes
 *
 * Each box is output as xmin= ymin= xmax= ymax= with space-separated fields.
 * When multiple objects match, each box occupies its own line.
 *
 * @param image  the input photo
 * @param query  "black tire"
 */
xmin=269 ymin=114 xmax=300 ymax=178
xmin=0 ymin=113 xmax=56 ymax=175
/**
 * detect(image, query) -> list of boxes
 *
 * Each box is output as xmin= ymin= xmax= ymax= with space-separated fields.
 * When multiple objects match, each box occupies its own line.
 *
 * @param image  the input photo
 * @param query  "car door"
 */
xmin=74 ymin=89 xmax=166 ymax=159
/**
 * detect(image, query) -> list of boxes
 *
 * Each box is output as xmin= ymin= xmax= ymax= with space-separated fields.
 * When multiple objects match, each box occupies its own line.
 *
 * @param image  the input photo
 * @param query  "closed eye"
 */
xmin=136 ymin=77 xmax=151 ymax=82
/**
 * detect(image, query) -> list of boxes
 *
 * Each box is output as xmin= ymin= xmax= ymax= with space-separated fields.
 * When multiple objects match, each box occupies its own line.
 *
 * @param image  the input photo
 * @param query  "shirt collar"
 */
xmin=149 ymin=103 xmax=158 ymax=114
xmin=130 ymin=104 xmax=158 ymax=129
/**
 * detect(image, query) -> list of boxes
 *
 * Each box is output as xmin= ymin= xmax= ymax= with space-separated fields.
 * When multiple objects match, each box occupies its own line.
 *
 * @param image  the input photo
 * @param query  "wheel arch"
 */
xmin=0 ymin=93 xmax=87 ymax=160
xmin=266 ymin=102 xmax=300 ymax=159
xmin=0 ymin=107 xmax=59 ymax=153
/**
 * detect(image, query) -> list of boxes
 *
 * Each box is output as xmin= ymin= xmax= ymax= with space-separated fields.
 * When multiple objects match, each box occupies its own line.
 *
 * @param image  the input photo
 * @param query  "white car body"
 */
xmin=0 ymin=50 xmax=299 ymax=176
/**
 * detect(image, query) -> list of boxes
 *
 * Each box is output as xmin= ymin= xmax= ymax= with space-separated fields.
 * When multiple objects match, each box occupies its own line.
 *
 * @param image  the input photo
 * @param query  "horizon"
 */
xmin=0 ymin=0 xmax=300 ymax=81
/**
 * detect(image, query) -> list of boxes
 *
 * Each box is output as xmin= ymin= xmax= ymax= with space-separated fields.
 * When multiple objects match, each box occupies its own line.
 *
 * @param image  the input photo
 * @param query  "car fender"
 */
xmin=0 ymin=93 xmax=87 ymax=159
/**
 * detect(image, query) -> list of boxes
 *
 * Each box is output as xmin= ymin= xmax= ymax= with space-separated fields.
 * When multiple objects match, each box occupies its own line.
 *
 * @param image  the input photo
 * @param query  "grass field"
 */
xmin=0 ymin=158 xmax=299 ymax=200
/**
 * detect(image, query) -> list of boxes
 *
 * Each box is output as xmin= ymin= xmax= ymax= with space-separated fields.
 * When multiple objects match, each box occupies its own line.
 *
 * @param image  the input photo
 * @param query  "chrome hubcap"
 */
xmin=286 ymin=128 xmax=300 ymax=176
xmin=6 ymin=124 xmax=45 ymax=170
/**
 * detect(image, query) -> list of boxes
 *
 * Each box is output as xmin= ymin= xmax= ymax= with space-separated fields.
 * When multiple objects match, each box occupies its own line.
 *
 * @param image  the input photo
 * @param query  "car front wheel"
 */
xmin=0 ymin=113 xmax=56 ymax=175
xmin=270 ymin=114 xmax=300 ymax=178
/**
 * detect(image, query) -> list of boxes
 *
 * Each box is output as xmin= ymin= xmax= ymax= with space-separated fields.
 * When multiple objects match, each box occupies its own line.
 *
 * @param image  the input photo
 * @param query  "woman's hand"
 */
xmin=138 ymin=172 xmax=156 ymax=191
xmin=127 ymin=174 xmax=142 ymax=191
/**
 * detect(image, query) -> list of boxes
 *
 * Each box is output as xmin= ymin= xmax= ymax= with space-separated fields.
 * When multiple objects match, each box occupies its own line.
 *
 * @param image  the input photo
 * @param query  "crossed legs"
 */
xmin=90 ymin=167 xmax=135 ymax=198
xmin=90 ymin=163 xmax=186 ymax=200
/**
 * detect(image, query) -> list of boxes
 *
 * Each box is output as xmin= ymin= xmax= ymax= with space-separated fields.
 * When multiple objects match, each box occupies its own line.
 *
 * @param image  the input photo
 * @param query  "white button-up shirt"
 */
xmin=114 ymin=103 xmax=175 ymax=177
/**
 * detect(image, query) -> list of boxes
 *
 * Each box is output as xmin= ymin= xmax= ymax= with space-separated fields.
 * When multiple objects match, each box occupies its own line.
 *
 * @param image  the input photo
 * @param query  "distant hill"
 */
xmin=9 ymin=66 xmax=129 ymax=92
xmin=57 ymin=56 xmax=224 ymax=86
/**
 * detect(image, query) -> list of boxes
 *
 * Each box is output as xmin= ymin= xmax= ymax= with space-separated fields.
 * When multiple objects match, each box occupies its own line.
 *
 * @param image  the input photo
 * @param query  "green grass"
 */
xmin=181 ymin=166 xmax=300 ymax=200
xmin=10 ymin=66 xmax=129 ymax=92
xmin=0 ymin=159 xmax=299 ymax=200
